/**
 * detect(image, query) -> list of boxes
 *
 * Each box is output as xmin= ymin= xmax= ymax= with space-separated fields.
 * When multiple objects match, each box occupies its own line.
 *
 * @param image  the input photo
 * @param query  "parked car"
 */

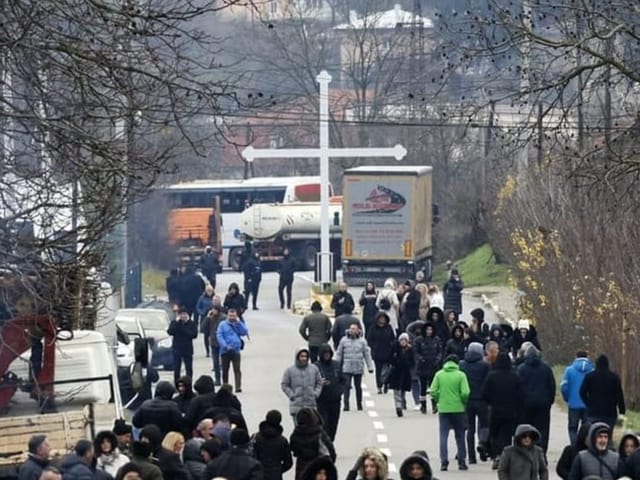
xmin=115 ymin=308 xmax=173 ymax=370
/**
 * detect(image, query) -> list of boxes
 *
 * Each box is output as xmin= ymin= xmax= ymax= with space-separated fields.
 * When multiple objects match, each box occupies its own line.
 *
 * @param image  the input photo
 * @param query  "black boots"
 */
xmin=420 ymin=401 xmax=427 ymax=414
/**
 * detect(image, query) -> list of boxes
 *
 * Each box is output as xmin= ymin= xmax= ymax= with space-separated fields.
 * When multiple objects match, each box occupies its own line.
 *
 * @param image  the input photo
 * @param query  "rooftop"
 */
xmin=334 ymin=4 xmax=434 ymax=30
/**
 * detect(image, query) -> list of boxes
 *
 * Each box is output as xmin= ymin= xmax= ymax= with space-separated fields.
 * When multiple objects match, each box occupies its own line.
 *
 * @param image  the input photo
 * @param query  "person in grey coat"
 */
xmin=568 ymin=422 xmax=620 ymax=480
xmin=335 ymin=323 xmax=374 ymax=412
xmin=498 ymin=424 xmax=548 ymax=480
xmin=281 ymin=348 xmax=324 ymax=424
xmin=299 ymin=301 xmax=332 ymax=362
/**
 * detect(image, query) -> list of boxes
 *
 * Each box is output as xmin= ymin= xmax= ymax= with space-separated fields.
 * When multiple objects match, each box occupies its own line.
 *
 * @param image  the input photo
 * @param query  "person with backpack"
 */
xmin=376 ymin=278 xmax=400 ymax=333
xmin=568 ymin=422 xmax=620 ymax=480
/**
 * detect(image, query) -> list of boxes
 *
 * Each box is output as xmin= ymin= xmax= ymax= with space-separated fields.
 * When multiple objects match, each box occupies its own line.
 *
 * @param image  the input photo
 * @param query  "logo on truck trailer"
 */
xmin=352 ymin=185 xmax=406 ymax=215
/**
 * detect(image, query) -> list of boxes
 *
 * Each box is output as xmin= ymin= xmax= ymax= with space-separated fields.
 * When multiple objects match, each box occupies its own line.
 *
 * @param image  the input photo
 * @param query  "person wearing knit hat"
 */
xmin=203 ymin=428 xmax=264 ymax=480
xmin=252 ymin=410 xmax=293 ymax=480
xmin=299 ymin=301 xmax=332 ymax=362
xmin=388 ymin=332 xmax=415 ymax=417
xmin=460 ymin=341 xmax=490 ymax=464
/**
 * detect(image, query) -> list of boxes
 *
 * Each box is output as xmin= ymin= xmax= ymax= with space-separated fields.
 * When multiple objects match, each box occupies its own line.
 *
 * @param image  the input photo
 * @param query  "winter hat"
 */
xmin=265 ymin=410 xmax=282 ymax=427
xmin=517 ymin=319 xmax=530 ymax=331
xmin=311 ymin=301 xmax=323 ymax=312
xmin=194 ymin=375 xmax=216 ymax=394
xmin=444 ymin=354 xmax=459 ymax=364
xmin=229 ymin=428 xmax=250 ymax=448
xmin=154 ymin=380 xmax=176 ymax=400
xmin=398 ymin=333 xmax=410 ymax=342
xmin=468 ymin=342 xmax=484 ymax=356
xmin=470 ymin=308 xmax=485 ymax=323
xmin=112 ymin=419 xmax=132 ymax=436
xmin=596 ymin=354 xmax=609 ymax=369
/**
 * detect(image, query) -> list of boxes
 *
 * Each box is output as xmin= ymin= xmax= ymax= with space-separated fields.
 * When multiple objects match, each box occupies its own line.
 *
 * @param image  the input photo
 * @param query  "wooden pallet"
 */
xmin=0 ymin=407 xmax=92 ymax=465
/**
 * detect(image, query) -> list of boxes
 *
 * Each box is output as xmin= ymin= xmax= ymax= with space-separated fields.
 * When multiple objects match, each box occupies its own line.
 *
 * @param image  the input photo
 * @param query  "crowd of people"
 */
xmin=13 ymin=263 xmax=637 ymax=480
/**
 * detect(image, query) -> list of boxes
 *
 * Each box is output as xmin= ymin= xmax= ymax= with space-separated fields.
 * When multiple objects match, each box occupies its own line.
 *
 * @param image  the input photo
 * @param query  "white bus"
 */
xmin=162 ymin=176 xmax=329 ymax=270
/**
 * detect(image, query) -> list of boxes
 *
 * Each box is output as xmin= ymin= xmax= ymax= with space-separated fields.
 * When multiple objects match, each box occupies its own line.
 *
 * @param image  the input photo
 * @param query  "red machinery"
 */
xmin=0 ymin=315 xmax=58 ymax=411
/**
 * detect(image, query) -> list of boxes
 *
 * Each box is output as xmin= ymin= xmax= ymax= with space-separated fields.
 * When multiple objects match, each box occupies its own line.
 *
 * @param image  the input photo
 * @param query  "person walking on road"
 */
xmin=359 ymin=281 xmax=379 ymax=334
xmin=243 ymin=252 xmax=262 ymax=310
xmin=314 ymin=344 xmax=344 ymax=441
xmin=199 ymin=245 xmax=220 ymax=288
xmin=331 ymin=304 xmax=362 ymax=350
xmin=517 ymin=345 xmax=556 ymax=453
xmin=460 ymin=342 xmax=490 ymax=464
xmin=290 ymin=408 xmax=336 ymax=480
xmin=208 ymin=304 xmax=226 ymax=385
xmin=556 ymin=422 xmax=591 ymax=480
xmin=568 ymin=422 xmax=620 ymax=480
xmin=281 ymin=348 xmax=324 ymax=425
xmin=497 ymin=424 xmax=548 ymax=480
xmin=399 ymin=450 xmax=436 ymax=480
xmin=251 ymin=410 xmax=293 ymax=480
xmin=278 ymin=248 xmax=296 ymax=309
xmin=203 ymin=428 xmax=264 ymax=480
xmin=330 ymin=282 xmax=355 ymax=318
xmin=579 ymin=354 xmax=626 ymax=439
xmin=345 ymin=447 xmax=390 ymax=480
xmin=216 ymin=307 xmax=249 ymax=393
xmin=376 ymin=278 xmax=400 ymax=333
xmin=414 ymin=322 xmax=443 ymax=414
xmin=166 ymin=269 xmax=182 ymax=307
xmin=196 ymin=285 xmax=215 ymax=358
xmin=335 ymin=323 xmax=374 ymax=412
xmin=442 ymin=269 xmax=463 ymax=314
xmin=561 ymin=350 xmax=593 ymax=445
xmin=366 ymin=312 xmax=396 ymax=394
xmin=224 ymin=282 xmax=246 ymax=319
xmin=388 ymin=333 xmax=415 ymax=417
xmin=299 ymin=301 xmax=332 ymax=362
xmin=483 ymin=352 xmax=523 ymax=470
xmin=132 ymin=381 xmax=182 ymax=437
xmin=167 ymin=308 xmax=198 ymax=383
xmin=430 ymin=354 xmax=470 ymax=471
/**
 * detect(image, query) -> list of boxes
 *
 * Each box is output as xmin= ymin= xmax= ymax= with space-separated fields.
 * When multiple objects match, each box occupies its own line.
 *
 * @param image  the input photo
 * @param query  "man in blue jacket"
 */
xmin=167 ymin=308 xmax=198 ymax=383
xmin=217 ymin=308 xmax=249 ymax=393
xmin=560 ymin=350 xmax=593 ymax=445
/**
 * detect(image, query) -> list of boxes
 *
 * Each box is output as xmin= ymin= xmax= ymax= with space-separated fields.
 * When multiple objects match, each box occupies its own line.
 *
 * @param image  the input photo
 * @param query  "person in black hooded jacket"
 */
xmin=252 ymin=410 xmax=293 ymax=480
xmin=556 ymin=422 xmax=591 ymax=480
xmin=200 ymin=385 xmax=247 ymax=432
xmin=444 ymin=324 xmax=465 ymax=359
xmin=579 ymin=354 xmax=626 ymax=436
xmin=183 ymin=438 xmax=206 ymax=480
xmin=140 ymin=424 xmax=191 ymax=480
xmin=517 ymin=345 xmax=556 ymax=453
xmin=482 ymin=353 xmax=523 ymax=469
xmin=460 ymin=342 xmax=490 ymax=464
xmin=366 ymin=312 xmax=396 ymax=394
xmin=174 ymin=376 xmax=195 ymax=416
xmin=399 ymin=450 xmax=437 ymax=480
xmin=132 ymin=381 xmax=182 ymax=437
xmin=300 ymin=455 xmax=337 ymax=480
xmin=314 ymin=344 xmax=344 ymax=441
xmin=413 ymin=321 xmax=442 ymax=414
xmin=290 ymin=408 xmax=336 ymax=480
xmin=224 ymin=282 xmax=246 ymax=318
xmin=425 ymin=306 xmax=448 ymax=344
xmin=185 ymin=375 xmax=217 ymax=432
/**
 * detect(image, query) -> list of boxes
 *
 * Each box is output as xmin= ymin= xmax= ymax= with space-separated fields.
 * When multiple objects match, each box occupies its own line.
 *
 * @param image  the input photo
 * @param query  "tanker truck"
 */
xmin=341 ymin=166 xmax=433 ymax=286
xmin=238 ymin=200 xmax=342 ymax=271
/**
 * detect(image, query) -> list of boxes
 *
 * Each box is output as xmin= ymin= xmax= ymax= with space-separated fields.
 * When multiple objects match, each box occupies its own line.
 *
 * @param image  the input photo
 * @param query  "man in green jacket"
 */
xmin=430 ymin=354 xmax=471 ymax=472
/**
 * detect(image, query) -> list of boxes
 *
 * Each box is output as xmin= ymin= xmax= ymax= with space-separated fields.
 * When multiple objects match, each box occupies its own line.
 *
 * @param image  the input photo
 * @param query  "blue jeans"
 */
xmin=568 ymin=408 xmax=587 ymax=445
xmin=439 ymin=412 xmax=467 ymax=466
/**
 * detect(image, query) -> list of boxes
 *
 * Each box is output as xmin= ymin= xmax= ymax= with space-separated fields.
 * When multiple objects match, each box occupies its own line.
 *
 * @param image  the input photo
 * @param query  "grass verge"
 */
xmin=432 ymin=243 xmax=510 ymax=287
xmin=142 ymin=264 xmax=167 ymax=298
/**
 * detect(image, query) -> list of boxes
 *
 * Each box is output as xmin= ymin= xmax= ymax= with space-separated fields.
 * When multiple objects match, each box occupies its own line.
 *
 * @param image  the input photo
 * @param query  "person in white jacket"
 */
xmin=427 ymin=284 xmax=445 ymax=310
xmin=376 ymin=278 xmax=400 ymax=332
xmin=94 ymin=430 xmax=130 ymax=477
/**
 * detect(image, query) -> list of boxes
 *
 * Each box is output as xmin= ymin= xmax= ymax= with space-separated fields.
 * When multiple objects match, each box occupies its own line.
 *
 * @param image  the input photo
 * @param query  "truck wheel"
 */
xmin=301 ymin=243 xmax=318 ymax=271
xmin=230 ymin=248 xmax=244 ymax=271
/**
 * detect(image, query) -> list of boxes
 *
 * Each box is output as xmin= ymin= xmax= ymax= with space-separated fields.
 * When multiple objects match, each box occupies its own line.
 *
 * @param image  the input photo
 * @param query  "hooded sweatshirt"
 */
xmin=482 ymin=353 xmax=523 ymax=419
xmin=315 ymin=344 xmax=344 ymax=403
xmin=517 ymin=346 xmax=556 ymax=409
xmin=579 ymin=354 xmax=625 ymax=419
xmin=399 ymin=450 xmax=434 ymax=480
xmin=281 ymin=348 xmax=324 ymax=415
xmin=174 ymin=375 xmax=195 ymax=415
xmin=429 ymin=360 xmax=470 ymax=413
xmin=569 ymin=422 xmax=620 ymax=480
xmin=132 ymin=381 xmax=182 ymax=436
xmin=498 ymin=424 xmax=548 ymax=480
xmin=366 ymin=312 xmax=396 ymax=363
xmin=460 ymin=342 xmax=490 ymax=402
xmin=561 ymin=356 xmax=594 ymax=409
xmin=252 ymin=419 xmax=293 ymax=480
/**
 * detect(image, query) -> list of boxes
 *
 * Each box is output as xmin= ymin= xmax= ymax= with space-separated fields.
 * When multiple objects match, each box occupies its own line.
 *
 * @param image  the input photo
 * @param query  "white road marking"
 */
xmin=365 ymin=400 xmax=375 ymax=408
xmin=380 ymin=447 xmax=392 ymax=457
xmin=373 ymin=421 xmax=384 ymax=430
xmin=367 ymin=410 xmax=379 ymax=418
xmin=362 ymin=383 xmax=368 ymax=390
xmin=363 ymin=391 xmax=371 ymax=398
xmin=388 ymin=463 xmax=397 ymax=473
xmin=377 ymin=434 xmax=388 ymax=443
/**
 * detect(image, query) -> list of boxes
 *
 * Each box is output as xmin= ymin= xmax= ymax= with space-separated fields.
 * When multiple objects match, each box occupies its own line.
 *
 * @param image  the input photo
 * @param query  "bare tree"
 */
xmin=0 ymin=0 xmax=244 ymax=327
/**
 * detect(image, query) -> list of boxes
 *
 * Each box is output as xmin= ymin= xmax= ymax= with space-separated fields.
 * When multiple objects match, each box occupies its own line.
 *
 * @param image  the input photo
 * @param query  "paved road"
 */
xmin=159 ymin=271 xmax=567 ymax=480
